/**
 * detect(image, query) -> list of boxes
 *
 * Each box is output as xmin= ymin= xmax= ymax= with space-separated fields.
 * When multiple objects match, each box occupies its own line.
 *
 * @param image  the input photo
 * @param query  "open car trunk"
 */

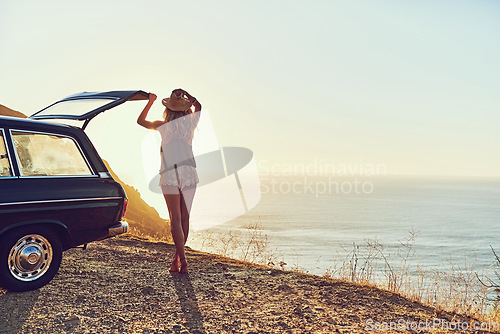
xmin=29 ymin=90 xmax=150 ymax=129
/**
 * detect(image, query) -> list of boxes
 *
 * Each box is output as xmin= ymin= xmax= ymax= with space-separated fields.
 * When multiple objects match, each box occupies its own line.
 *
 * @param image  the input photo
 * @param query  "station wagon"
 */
xmin=0 ymin=90 xmax=149 ymax=291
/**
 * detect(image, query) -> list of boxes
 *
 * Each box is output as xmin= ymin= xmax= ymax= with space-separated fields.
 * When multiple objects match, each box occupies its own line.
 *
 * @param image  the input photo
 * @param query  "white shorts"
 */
xmin=159 ymin=165 xmax=199 ymax=193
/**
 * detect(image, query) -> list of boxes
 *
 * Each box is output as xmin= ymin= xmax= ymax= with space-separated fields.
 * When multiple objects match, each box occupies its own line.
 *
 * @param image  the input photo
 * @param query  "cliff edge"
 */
xmin=0 ymin=236 xmax=493 ymax=334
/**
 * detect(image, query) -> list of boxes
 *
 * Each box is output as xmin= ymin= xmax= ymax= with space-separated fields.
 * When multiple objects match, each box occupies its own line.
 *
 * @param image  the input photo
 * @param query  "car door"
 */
xmin=0 ymin=125 xmax=125 ymax=247
xmin=30 ymin=90 xmax=150 ymax=129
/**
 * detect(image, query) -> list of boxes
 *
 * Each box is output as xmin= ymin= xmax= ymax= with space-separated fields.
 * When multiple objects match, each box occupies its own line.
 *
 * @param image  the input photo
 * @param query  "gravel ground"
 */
xmin=0 ymin=236 xmax=496 ymax=334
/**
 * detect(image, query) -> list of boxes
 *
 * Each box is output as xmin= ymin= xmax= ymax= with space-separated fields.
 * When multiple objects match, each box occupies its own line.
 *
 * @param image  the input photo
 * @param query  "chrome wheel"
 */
xmin=8 ymin=234 xmax=53 ymax=282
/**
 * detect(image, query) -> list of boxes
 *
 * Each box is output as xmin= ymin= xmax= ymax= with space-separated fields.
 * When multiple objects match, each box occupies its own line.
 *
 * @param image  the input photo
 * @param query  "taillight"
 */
xmin=121 ymin=198 xmax=128 ymax=218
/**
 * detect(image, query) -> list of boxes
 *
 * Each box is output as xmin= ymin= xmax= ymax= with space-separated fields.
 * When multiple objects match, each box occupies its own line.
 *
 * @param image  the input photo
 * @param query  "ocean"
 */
xmin=189 ymin=176 xmax=500 ymax=278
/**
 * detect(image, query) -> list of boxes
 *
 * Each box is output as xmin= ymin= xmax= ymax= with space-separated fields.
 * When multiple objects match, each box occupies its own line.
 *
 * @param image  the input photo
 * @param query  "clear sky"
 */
xmin=1 ymin=0 xmax=499 ymax=188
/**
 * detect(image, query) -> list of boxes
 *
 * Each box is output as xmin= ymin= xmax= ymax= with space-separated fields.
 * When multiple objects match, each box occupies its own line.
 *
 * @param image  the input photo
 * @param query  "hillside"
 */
xmin=0 ymin=236 xmax=494 ymax=333
xmin=0 ymin=104 xmax=170 ymax=241
xmin=103 ymin=160 xmax=170 ymax=239
xmin=0 ymin=104 xmax=27 ymax=118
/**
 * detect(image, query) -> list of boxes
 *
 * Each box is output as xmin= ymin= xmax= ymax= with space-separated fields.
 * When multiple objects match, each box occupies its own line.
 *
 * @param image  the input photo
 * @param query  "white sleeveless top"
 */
xmin=157 ymin=111 xmax=200 ymax=189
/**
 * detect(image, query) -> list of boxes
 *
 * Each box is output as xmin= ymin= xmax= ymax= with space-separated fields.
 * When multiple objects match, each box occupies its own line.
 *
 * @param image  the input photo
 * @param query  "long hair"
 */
xmin=162 ymin=107 xmax=197 ymax=141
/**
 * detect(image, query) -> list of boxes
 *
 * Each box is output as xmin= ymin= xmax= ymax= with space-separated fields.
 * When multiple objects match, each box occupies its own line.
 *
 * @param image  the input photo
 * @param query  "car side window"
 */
xmin=11 ymin=131 xmax=93 ymax=177
xmin=0 ymin=129 xmax=12 ymax=177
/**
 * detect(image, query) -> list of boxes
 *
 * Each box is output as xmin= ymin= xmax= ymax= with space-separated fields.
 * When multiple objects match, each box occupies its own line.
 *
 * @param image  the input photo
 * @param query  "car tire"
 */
xmin=0 ymin=226 xmax=62 ymax=292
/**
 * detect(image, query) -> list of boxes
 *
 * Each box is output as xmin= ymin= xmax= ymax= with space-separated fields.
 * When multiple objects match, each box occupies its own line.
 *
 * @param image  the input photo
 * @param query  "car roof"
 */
xmin=0 ymin=115 xmax=82 ymax=136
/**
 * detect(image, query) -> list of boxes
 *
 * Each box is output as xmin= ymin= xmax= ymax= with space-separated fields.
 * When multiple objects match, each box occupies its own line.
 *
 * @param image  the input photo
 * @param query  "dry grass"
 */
xmin=192 ymin=222 xmax=281 ymax=267
xmin=323 ymin=230 xmax=496 ymax=323
xmin=126 ymin=225 xmax=173 ymax=243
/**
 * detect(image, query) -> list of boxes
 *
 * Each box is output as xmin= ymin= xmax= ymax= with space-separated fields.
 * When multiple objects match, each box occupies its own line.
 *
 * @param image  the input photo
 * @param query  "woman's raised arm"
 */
xmin=137 ymin=93 xmax=164 ymax=129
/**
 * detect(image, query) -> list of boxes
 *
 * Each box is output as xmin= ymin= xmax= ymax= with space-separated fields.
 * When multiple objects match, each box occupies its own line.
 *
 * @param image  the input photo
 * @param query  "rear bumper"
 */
xmin=107 ymin=221 xmax=129 ymax=237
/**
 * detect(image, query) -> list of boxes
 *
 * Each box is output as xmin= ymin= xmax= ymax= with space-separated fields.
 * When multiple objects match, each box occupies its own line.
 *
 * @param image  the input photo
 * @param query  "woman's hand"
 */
xmin=175 ymin=88 xmax=192 ymax=99
xmin=171 ymin=88 xmax=181 ymax=97
xmin=149 ymin=93 xmax=157 ymax=102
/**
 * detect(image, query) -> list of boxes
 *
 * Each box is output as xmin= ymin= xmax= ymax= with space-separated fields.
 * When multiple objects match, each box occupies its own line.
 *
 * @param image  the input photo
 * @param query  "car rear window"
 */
xmin=11 ymin=131 xmax=93 ymax=177
xmin=0 ymin=129 xmax=12 ymax=177
xmin=33 ymin=99 xmax=115 ymax=119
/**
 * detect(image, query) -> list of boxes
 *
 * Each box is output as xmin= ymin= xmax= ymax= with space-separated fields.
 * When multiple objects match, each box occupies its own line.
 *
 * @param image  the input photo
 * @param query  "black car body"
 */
xmin=0 ymin=90 xmax=149 ymax=291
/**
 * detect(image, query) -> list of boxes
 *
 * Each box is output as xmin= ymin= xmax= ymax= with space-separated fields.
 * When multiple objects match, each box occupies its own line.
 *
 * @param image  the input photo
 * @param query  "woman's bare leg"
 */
xmin=178 ymin=184 xmax=196 ymax=273
xmin=165 ymin=184 xmax=196 ymax=272
xmin=163 ymin=185 xmax=184 ymax=272
xmin=180 ymin=185 xmax=196 ymax=240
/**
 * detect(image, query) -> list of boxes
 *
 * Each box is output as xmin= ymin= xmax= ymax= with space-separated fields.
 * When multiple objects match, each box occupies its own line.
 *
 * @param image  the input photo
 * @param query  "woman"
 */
xmin=137 ymin=88 xmax=201 ymax=273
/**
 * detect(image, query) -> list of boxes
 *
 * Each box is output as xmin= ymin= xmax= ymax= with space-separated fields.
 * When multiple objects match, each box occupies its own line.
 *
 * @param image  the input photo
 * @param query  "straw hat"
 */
xmin=162 ymin=91 xmax=192 ymax=112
